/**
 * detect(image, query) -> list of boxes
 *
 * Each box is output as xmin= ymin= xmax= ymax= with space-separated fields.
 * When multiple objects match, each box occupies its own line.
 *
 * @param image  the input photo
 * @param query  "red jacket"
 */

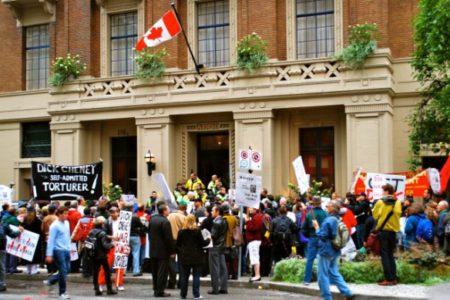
xmin=68 ymin=208 xmax=82 ymax=233
xmin=341 ymin=208 xmax=357 ymax=233
xmin=245 ymin=212 xmax=264 ymax=242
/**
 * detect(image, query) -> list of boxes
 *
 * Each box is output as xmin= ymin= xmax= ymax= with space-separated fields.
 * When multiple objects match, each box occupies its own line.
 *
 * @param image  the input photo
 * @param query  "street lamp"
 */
xmin=145 ymin=150 xmax=156 ymax=176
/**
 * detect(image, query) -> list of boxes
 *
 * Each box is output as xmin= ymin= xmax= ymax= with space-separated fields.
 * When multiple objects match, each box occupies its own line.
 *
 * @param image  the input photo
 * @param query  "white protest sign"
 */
xmin=427 ymin=168 xmax=441 ymax=194
xmin=70 ymin=242 xmax=79 ymax=261
xmin=121 ymin=194 xmax=136 ymax=203
xmin=113 ymin=210 xmax=132 ymax=269
xmin=292 ymin=156 xmax=310 ymax=193
xmin=153 ymin=173 xmax=177 ymax=210
xmin=365 ymin=173 xmax=406 ymax=201
xmin=6 ymin=225 xmax=39 ymax=262
xmin=0 ymin=185 xmax=13 ymax=210
xmin=235 ymin=172 xmax=262 ymax=209
xmin=239 ymin=149 xmax=262 ymax=171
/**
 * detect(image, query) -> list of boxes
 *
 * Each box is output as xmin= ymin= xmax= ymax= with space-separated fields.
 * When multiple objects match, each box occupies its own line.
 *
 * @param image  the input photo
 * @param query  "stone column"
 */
xmin=233 ymin=109 xmax=274 ymax=192
xmin=136 ymin=116 xmax=175 ymax=202
xmin=50 ymin=120 xmax=84 ymax=165
xmin=345 ymin=94 xmax=394 ymax=184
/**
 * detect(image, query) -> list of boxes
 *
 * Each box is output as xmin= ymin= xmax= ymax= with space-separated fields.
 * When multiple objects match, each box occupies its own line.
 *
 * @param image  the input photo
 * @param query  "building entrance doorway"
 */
xmin=197 ymin=132 xmax=230 ymax=188
xmin=112 ymin=136 xmax=137 ymax=195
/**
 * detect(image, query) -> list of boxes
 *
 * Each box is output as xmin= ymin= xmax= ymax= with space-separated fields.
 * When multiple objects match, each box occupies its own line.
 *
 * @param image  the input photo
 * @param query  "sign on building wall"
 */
xmin=6 ymin=225 xmax=39 ymax=262
xmin=365 ymin=173 xmax=406 ymax=201
xmin=239 ymin=149 xmax=263 ymax=171
xmin=31 ymin=161 xmax=103 ymax=200
xmin=113 ymin=210 xmax=132 ymax=269
xmin=235 ymin=172 xmax=262 ymax=209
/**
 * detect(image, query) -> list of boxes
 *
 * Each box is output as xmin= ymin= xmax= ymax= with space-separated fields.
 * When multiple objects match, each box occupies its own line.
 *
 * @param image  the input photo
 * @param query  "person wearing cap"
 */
xmin=88 ymin=216 xmax=117 ymax=296
xmin=301 ymin=195 xmax=327 ymax=285
xmin=23 ymin=206 xmax=42 ymax=275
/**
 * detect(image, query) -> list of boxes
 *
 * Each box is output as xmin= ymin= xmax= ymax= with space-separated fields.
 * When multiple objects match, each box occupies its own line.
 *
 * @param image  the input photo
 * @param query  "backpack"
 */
xmin=295 ymin=212 xmax=309 ymax=243
xmin=416 ymin=218 xmax=434 ymax=243
xmin=73 ymin=218 xmax=94 ymax=242
xmin=84 ymin=230 xmax=101 ymax=258
xmin=330 ymin=217 xmax=350 ymax=250
xmin=261 ymin=214 xmax=272 ymax=240
xmin=274 ymin=217 xmax=292 ymax=243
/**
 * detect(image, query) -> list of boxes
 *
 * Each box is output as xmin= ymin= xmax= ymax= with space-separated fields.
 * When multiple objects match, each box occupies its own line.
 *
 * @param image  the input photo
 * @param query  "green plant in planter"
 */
xmin=49 ymin=54 xmax=87 ymax=87
xmin=135 ymin=48 xmax=167 ymax=79
xmin=333 ymin=23 xmax=379 ymax=69
xmin=236 ymin=33 xmax=268 ymax=72
xmin=102 ymin=182 xmax=123 ymax=202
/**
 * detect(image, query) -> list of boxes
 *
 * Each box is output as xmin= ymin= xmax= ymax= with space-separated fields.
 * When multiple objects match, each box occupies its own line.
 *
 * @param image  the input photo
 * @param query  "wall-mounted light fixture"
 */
xmin=145 ymin=150 xmax=156 ymax=176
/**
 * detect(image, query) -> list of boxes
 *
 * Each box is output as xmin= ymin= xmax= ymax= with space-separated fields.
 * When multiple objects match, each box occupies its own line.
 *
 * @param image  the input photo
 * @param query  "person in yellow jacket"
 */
xmin=185 ymin=173 xmax=205 ymax=192
xmin=372 ymin=183 xmax=402 ymax=286
xmin=222 ymin=204 xmax=239 ymax=279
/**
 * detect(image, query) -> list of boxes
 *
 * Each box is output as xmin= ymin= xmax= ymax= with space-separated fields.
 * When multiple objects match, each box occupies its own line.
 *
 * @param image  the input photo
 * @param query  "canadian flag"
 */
xmin=135 ymin=10 xmax=182 ymax=51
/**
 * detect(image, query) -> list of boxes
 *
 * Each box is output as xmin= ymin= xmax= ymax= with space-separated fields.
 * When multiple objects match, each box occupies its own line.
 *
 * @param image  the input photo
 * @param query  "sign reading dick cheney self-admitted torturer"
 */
xmin=31 ymin=161 xmax=103 ymax=200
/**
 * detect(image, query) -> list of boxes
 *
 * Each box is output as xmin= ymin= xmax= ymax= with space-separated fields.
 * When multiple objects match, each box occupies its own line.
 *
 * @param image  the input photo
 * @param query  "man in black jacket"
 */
xmin=149 ymin=201 xmax=175 ymax=298
xmin=208 ymin=205 xmax=228 ymax=295
xmin=0 ymin=222 xmax=23 ymax=292
xmin=350 ymin=192 xmax=371 ymax=249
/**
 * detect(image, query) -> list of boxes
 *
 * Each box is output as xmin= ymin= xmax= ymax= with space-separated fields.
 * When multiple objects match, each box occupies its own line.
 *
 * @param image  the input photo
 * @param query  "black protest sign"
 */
xmin=31 ymin=161 xmax=103 ymax=200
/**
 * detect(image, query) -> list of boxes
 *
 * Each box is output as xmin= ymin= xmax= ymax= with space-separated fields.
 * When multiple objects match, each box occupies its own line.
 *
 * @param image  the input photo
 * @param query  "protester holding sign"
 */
xmin=23 ymin=207 xmax=42 ymax=275
xmin=0 ymin=220 xmax=23 ymax=292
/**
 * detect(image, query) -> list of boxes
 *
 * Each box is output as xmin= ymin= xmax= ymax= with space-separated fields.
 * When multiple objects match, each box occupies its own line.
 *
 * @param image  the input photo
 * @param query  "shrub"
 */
xmin=272 ymin=258 xmax=316 ymax=283
xmin=339 ymin=261 xmax=383 ymax=283
xmin=236 ymin=33 xmax=268 ymax=73
xmin=135 ymin=48 xmax=167 ymax=79
xmin=102 ymin=182 xmax=123 ymax=202
xmin=333 ymin=23 xmax=379 ymax=69
xmin=49 ymin=54 xmax=87 ymax=86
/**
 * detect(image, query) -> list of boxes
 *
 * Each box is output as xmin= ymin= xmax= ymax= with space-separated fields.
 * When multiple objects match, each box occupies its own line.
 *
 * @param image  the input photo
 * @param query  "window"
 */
xmin=110 ymin=12 xmax=138 ymax=76
xmin=197 ymin=0 xmax=230 ymax=67
xmin=25 ymin=25 xmax=49 ymax=90
xmin=300 ymin=127 xmax=334 ymax=188
xmin=22 ymin=122 xmax=51 ymax=158
xmin=296 ymin=0 xmax=334 ymax=59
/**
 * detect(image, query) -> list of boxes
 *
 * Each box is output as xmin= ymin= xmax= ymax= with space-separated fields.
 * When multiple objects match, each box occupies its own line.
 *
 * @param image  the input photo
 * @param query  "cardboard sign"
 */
xmin=121 ymin=194 xmax=136 ymax=203
xmin=239 ymin=149 xmax=262 ymax=171
xmin=31 ymin=161 xmax=103 ymax=200
xmin=427 ymin=168 xmax=441 ymax=195
xmin=113 ymin=211 xmax=132 ymax=269
xmin=235 ymin=172 xmax=262 ymax=209
xmin=365 ymin=173 xmax=406 ymax=200
xmin=292 ymin=156 xmax=310 ymax=193
xmin=6 ymin=225 xmax=39 ymax=262
xmin=70 ymin=242 xmax=79 ymax=261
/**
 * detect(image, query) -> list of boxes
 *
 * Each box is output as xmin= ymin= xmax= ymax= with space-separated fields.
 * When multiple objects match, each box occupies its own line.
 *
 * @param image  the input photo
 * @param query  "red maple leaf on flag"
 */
xmin=148 ymin=27 xmax=163 ymax=40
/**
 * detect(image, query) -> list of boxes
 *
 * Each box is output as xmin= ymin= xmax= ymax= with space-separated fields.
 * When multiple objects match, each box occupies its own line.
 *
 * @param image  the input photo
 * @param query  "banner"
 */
xmin=235 ymin=172 xmax=262 ymax=209
xmin=292 ymin=156 xmax=310 ymax=194
xmin=113 ymin=210 xmax=132 ymax=269
xmin=31 ymin=161 xmax=102 ymax=200
xmin=365 ymin=173 xmax=406 ymax=200
xmin=6 ymin=225 xmax=39 ymax=262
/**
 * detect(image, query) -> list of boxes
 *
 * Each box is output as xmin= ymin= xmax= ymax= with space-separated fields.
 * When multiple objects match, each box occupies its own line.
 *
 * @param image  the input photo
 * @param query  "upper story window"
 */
xmin=110 ymin=11 xmax=138 ymax=76
xmin=296 ymin=0 xmax=334 ymax=59
xmin=25 ymin=25 xmax=49 ymax=90
xmin=197 ymin=0 xmax=230 ymax=67
xmin=22 ymin=122 xmax=51 ymax=158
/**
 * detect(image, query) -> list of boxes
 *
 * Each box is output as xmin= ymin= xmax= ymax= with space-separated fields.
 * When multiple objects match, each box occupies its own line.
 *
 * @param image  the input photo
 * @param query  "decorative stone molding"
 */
xmin=233 ymin=110 xmax=274 ymax=120
xmin=286 ymin=0 xmax=343 ymax=60
xmin=345 ymin=103 xmax=393 ymax=116
xmin=2 ymin=0 xmax=57 ymax=26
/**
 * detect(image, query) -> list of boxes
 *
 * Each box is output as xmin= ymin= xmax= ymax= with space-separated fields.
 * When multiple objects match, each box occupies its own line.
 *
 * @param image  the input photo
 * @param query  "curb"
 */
xmin=8 ymin=273 xmax=427 ymax=300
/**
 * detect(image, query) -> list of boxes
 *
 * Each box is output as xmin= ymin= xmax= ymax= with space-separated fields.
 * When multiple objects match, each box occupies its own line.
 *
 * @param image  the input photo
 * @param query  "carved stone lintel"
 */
xmin=95 ymin=0 xmax=143 ymax=7
xmin=2 ymin=0 xmax=57 ymax=26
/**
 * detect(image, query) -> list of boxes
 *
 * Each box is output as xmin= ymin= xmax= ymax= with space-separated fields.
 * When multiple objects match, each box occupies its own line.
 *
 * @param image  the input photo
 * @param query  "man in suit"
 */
xmin=149 ymin=201 xmax=175 ymax=298
xmin=208 ymin=205 xmax=228 ymax=295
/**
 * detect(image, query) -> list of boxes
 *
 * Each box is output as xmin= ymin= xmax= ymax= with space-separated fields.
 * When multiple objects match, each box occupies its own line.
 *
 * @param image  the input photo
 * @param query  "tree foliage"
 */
xmin=409 ymin=0 xmax=450 ymax=169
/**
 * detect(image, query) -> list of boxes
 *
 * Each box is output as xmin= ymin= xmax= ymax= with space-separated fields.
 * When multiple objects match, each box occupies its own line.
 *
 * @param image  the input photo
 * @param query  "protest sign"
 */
xmin=365 ymin=173 xmax=406 ymax=200
xmin=31 ymin=161 xmax=102 ymax=200
xmin=153 ymin=172 xmax=177 ymax=210
xmin=235 ymin=172 xmax=262 ymax=208
xmin=70 ymin=242 xmax=79 ymax=261
xmin=6 ymin=225 xmax=39 ymax=262
xmin=427 ymin=168 xmax=441 ymax=195
xmin=0 ymin=185 xmax=13 ymax=210
xmin=121 ymin=194 xmax=136 ymax=203
xmin=113 ymin=210 xmax=132 ymax=269
xmin=292 ymin=156 xmax=310 ymax=193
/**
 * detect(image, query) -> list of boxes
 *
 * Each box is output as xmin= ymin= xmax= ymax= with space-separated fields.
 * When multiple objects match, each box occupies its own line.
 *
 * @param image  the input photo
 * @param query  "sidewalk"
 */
xmin=8 ymin=266 xmax=434 ymax=300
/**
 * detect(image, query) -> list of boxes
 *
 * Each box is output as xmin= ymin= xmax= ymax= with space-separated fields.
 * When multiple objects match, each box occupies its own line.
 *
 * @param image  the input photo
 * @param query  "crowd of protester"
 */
xmin=1 ymin=171 xmax=449 ymax=300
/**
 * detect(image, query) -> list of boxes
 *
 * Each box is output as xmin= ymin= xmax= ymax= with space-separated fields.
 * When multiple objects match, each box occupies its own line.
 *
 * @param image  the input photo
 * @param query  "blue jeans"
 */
xmin=48 ymin=250 xmax=71 ymax=295
xmin=129 ymin=236 xmax=141 ymax=274
xmin=356 ymin=224 xmax=365 ymax=249
xmin=179 ymin=264 xmax=201 ymax=298
xmin=304 ymin=236 xmax=319 ymax=283
xmin=0 ymin=250 xmax=6 ymax=288
xmin=317 ymin=255 xmax=352 ymax=300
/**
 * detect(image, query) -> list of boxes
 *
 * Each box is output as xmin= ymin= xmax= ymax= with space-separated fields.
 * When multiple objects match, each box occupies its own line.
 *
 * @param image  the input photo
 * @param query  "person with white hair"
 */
xmin=437 ymin=200 xmax=449 ymax=248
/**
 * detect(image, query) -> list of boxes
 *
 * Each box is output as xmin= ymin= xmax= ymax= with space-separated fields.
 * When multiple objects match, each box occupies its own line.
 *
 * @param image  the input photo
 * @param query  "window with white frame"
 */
xmin=110 ymin=11 xmax=138 ymax=76
xmin=296 ymin=0 xmax=334 ymax=59
xmin=197 ymin=0 xmax=230 ymax=67
xmin=25 ymin=25 xmax=49 ymax=90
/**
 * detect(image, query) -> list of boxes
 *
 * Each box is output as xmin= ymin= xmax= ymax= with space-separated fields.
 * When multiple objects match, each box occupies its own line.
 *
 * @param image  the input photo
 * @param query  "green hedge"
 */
xmin=272 ymin=258 xmax=450 ymax=285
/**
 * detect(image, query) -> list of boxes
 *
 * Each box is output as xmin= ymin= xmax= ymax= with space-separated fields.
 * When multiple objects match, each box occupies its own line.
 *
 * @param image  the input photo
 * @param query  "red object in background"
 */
xmin=440 ymin=155 xmax=450 ymax=193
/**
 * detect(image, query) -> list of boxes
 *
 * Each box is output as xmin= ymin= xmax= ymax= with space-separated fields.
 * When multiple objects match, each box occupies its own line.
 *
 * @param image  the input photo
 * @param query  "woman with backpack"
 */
xmin=88 ymin=216 xmax=117 ymax=296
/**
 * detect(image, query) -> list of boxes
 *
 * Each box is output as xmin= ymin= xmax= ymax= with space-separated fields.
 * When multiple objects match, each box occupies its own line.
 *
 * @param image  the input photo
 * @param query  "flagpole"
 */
xmin=170 ymin=2 xmax=203 ymax=75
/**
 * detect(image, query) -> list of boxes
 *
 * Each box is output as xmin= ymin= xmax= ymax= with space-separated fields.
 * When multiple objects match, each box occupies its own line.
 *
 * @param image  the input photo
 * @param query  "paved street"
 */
xmin=3 ymin=280 xmax=318 ymax=300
